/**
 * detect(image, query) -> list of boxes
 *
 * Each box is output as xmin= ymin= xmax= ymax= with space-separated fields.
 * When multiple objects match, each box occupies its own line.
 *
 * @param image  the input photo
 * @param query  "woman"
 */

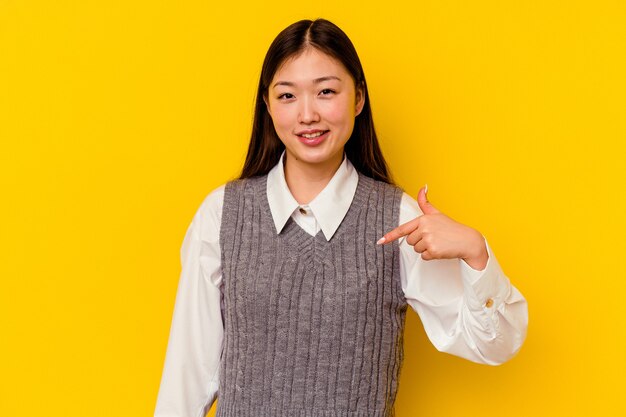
xmin=154 ymin=18 xmax=528 ymax=417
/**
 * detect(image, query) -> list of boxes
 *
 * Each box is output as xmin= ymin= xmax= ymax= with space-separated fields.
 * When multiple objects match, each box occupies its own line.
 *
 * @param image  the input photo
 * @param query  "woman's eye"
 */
xmin=319 ymin=89 xmax=335 ymax=96
xmin=278 ymin=93 xmax=294 ymax=100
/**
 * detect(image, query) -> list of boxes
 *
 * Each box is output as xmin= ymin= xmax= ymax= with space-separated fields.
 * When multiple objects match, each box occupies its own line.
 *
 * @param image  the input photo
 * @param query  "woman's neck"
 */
xmin=283 ymin=152 xmax=343 ymax=205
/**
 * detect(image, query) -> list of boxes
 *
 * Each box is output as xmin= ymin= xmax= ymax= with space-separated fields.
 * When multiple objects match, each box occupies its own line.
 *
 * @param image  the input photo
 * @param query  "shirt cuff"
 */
xmin=460 ymin=238 xmax=511 ymax=313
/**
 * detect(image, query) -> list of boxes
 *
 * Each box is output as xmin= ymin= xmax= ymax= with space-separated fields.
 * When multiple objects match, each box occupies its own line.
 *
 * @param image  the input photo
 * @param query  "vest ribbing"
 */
xmin=217 ymin=172 xmax=408 ymax=417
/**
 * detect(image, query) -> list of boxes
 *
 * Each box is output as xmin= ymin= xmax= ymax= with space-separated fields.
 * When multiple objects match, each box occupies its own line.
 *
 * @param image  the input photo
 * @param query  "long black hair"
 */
xmin=239 ymin=18 xmax=393 ymax=184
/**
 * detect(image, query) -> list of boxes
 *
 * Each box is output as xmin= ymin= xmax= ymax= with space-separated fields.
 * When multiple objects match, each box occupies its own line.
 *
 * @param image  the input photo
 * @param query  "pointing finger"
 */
xmin=376 ymin=217 xmax=420 ymax=245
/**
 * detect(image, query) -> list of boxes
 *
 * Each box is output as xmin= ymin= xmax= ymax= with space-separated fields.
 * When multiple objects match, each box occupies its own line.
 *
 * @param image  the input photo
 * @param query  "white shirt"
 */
xmin=154 ymin=151 xmax=529 ymax=417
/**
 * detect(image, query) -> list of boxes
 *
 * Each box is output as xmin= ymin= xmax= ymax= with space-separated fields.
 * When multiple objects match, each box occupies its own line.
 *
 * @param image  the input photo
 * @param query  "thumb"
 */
xmin=417 ymin=184 xmax=440 ymax=215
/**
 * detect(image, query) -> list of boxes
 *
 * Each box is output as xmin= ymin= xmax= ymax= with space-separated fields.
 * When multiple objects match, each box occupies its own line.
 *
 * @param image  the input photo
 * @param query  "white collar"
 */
xmin=266 ymin=150 xmax=359 ymax=241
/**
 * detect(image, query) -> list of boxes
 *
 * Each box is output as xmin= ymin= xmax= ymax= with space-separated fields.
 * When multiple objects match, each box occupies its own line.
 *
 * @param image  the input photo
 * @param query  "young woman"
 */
xmin=155 ymin=18 xmax=528 ymax=417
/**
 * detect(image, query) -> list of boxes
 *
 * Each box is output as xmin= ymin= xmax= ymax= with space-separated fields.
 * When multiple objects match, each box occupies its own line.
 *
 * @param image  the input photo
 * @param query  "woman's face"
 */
xmin=265 ymin=48 xmax=364 ymax=170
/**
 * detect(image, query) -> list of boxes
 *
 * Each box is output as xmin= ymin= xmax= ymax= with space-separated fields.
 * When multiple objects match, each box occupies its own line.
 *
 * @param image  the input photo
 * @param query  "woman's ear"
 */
xmin=263 ymin=95 xmax=272 ymax=117
xmin=355 ymin=82 xmax=365 ymax=116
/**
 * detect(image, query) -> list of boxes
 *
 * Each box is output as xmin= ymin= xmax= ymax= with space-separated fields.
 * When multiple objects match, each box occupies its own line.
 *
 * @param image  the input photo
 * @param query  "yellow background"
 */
xmin=1 ymin=1 xmax=624 ymax=416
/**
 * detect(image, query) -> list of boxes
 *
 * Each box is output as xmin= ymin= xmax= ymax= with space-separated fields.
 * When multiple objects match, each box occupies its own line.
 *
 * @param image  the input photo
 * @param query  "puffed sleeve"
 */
xmin=154 ymin=185 xmax=225 ymax=417
xmin=399 ymin=192 xmax=528 ymax=365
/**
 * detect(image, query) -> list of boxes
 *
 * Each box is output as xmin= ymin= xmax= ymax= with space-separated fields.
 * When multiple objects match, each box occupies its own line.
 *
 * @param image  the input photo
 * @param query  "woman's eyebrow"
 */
xmin=272 ymin=76 xmax=342 ymax=89
xmin=313 ymin=76 xmax=341 ymax=84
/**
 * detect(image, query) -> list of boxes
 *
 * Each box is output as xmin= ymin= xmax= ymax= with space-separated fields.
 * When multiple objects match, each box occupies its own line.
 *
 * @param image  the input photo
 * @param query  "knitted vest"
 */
xmin=216 ymin=172 xmax=408 ymax=417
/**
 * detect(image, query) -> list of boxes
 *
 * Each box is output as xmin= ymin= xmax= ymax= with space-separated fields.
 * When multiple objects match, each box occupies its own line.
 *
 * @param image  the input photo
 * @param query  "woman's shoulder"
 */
xmin=358 ymin=172 xmax=405 ymax=198
xmin=200 ymin=183 xmax=226 ymax=210
xmin=356 ymin=173 xmax=422 ymax=223
xmin=186 ymin=183 xmax=227 ymax=240
xmin=222 ymin=174 xmax=267 ymax=191
xmin=190 ymin=175 xmax=267 ymax=236
xmin=197 ymin=174 xmax=266 ymax=210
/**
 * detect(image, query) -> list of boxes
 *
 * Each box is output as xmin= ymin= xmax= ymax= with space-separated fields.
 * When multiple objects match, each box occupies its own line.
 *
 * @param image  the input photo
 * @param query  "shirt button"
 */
xmin=485 ymin=298 xmax=494 ymax=308
xmin=299 ymin=207 xmax=307 ymax=215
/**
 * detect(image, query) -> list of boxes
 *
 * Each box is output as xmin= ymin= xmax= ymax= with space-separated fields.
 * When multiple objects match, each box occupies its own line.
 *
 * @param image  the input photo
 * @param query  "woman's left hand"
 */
xmin=377 ymin=186 xmax=489 ymax=270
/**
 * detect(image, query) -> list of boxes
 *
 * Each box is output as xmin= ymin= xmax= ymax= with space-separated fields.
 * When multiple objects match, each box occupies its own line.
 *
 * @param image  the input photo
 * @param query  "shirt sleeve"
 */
xmin=154 ymin=185 xmax=225 ymax=417
xmin=398 ymin=192 xmax=528 ymax=365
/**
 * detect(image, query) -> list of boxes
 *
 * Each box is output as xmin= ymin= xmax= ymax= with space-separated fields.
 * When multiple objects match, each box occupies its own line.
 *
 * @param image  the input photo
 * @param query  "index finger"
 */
xmin=376 ymin=217 xmax=420 ymax=245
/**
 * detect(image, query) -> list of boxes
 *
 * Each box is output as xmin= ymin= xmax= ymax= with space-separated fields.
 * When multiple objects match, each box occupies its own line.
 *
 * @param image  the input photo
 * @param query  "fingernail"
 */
xmin=425 ymin=183 xmax=428 ymax=195
xmin=376 ymin=237 xmax=386 ymax=245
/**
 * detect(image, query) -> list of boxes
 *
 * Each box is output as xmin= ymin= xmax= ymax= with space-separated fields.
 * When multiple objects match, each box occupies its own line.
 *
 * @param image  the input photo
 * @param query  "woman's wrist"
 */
xmin=461 ymin=230 xmax=489 ymax=270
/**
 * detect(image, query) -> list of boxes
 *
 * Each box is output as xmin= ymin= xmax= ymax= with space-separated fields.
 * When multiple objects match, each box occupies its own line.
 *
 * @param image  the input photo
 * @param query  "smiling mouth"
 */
xmin=296 ymin=130 xmax=329 ymax=146
xmin=297 ymin=130 xmax=329 ymax=138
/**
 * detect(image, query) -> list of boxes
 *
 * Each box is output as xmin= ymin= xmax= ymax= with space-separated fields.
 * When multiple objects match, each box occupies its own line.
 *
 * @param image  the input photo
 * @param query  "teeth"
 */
xmin=301 ymin=131 xmax=325 ymax=139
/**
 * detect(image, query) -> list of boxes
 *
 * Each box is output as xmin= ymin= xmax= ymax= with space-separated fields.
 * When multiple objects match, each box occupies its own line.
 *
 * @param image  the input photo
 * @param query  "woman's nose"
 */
xmin=297 ymin=96 xmax=320 ymax=124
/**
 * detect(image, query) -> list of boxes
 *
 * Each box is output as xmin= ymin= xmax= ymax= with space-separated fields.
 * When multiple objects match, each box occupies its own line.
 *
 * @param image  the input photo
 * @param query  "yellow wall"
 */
xmin=1 ymin=1 xmax=624 ymax=416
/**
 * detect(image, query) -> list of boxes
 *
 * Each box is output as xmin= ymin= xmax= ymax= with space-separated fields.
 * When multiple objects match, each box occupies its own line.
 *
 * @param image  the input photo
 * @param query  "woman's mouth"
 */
xmin=296 ymin=130 xmax=329 ymax=146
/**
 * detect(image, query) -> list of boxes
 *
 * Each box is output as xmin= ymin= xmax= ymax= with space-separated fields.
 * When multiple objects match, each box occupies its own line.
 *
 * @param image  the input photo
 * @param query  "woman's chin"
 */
xmin=287 ymin=148 xmax=343 ymax=167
